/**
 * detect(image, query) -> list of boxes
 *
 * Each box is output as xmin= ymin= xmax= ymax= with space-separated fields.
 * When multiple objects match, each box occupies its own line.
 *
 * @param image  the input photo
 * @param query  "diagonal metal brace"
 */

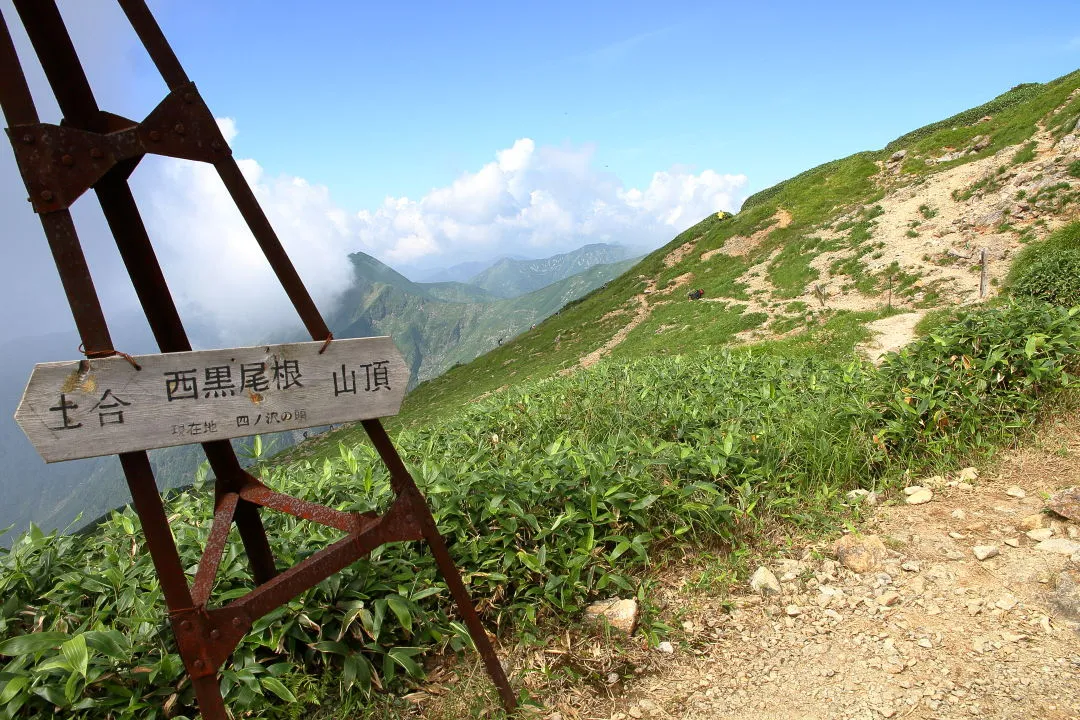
xmin=171 ymin=491 xmax=425 ymax=679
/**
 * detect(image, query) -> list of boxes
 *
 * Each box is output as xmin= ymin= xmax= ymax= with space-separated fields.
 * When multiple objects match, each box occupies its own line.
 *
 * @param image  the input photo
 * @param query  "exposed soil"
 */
xmin=570 ymin=273 xmax=698 ymax=371
xmin=701 ymin=209 xmax=793 ymax=261
xmin=665 ymin=239 xmax=702 ymax=268
xmin=857 ymin=311 xmax=927 ymax=364
xmin=571 ymin=279 xmax=657 ymax=371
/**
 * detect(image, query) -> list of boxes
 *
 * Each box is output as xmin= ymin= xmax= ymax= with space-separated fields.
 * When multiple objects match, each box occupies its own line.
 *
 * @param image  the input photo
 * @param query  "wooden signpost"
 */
xmin=16 ymin=337 xmax=408 ymax=462
xmin=0 ymin=1 xmax=517 ymax=717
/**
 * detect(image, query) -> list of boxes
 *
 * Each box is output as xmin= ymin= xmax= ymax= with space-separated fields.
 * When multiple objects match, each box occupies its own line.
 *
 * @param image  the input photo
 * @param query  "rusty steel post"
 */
xmin=1 ymin=1 xmax=517 ymax=716
xmin=1 ymin=9 xmax=230 ymax=720
xmin=363 ymin=420 xmax=518 ymax=710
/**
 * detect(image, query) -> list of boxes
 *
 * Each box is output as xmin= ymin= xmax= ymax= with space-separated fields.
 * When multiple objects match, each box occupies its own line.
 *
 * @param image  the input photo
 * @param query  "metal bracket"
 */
xmin=171 ymin=606 xmax=253 ymax=680
xmin=6 ymin=83 xmax=228 ymax=213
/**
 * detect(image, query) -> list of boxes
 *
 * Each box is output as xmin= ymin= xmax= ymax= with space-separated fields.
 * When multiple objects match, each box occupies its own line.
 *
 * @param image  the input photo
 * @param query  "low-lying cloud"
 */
xmin=139 ymin=125 xmax=748 ymax=342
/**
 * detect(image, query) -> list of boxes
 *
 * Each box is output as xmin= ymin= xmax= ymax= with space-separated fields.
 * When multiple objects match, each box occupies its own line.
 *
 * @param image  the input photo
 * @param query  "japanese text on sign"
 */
xmin=16 ymin=337 xmax=408 ymax=463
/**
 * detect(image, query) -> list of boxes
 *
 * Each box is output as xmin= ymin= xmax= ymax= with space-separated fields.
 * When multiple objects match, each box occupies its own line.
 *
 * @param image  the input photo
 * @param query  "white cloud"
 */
xmin=353 ymin=138 xmax=748 ymax=265
xmin=136 ymin=118 xmax=357 ymax=342
xmin=139 ymin=125 xmax=748 ymax=342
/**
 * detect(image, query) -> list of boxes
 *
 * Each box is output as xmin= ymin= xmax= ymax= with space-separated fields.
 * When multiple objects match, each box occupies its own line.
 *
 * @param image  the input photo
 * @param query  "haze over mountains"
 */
xmin=0 ymin=242 xmax=638 ymax=545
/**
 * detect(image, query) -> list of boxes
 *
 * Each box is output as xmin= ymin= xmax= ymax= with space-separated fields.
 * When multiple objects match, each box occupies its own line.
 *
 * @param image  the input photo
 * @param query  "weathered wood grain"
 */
xmin=15 ymin=337 xmax=408 ymax=462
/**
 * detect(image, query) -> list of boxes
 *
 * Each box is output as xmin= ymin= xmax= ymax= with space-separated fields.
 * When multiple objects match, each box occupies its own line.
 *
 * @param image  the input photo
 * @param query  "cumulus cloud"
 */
xmin=355 ymin=138 xmax=748 ymax=265
xmin=135 ymin=119 xmax=357 ymax=343
xmin=139 ymin=126 xmax=748 ymax=342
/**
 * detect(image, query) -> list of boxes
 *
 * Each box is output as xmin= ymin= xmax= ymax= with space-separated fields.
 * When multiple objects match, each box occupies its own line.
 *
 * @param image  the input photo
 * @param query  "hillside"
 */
xmin=329 ymin=250 xmax=638 ymax=385
xmin=4 ymin=70 xmax=1080 ymax=720
xmin=468 ymin=243 xmax=636 ymax=298
xmin=355 ymin=70 xmax=1080 ymax=432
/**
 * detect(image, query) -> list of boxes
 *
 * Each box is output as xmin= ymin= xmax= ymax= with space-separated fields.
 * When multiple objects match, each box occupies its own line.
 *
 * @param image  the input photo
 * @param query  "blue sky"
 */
xmin=2 ymin=0 xmax=1080 ymax=338
xmin=143 ymin=0 xmax=1080 ymax=210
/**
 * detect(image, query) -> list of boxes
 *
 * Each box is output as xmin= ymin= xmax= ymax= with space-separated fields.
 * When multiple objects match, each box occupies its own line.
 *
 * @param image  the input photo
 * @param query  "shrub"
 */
xmin=1012 ymin=248 xmax=1080 ymax=307
xmin=875 ymin=301 xmax=1080 ymax=462
xmin=1005 ymin=220 xmax=1080 ymax=288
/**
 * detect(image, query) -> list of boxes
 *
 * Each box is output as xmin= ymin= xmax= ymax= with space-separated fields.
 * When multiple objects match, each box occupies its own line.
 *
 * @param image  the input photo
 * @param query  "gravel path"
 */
xmin=535 ymin=415 xmax=1080 ymax=720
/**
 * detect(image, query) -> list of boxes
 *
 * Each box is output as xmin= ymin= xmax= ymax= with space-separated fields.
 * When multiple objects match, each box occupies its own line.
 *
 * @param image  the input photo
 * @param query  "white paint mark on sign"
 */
xmin=15 ymin=337 xmax=408 ymax=463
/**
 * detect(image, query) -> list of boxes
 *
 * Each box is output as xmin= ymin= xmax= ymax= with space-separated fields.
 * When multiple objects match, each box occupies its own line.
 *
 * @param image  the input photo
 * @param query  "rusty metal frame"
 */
xmin=0 ymin=1 xmax=516 ymax=716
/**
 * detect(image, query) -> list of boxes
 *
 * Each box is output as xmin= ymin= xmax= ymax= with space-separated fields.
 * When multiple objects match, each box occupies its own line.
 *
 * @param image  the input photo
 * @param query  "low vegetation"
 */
xmin=1012 ymin=245 xmax=1080 ymax=308
xmin=3 ymin=298 xmax=1079 ymax=719
xmin=1005 ymin=220 xmax=1080 ymax=290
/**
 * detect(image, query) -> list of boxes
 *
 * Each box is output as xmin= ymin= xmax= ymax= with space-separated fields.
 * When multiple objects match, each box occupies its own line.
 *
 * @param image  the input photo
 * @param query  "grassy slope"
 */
xmin=280 ymin=69 xmax=1080 ymax=461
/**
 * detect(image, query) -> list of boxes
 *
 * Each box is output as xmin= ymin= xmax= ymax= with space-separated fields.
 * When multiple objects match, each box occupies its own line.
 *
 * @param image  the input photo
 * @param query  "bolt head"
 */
xmin=210 ymin=629 xmax=221 ymax=640
xmin=89 ymin=147 xmax=104 ymax=159
xmin=231 ymin=617 xmax=243 ymax=628
xmin=180 ymin=620 xmax=192 ymax=631
xmin=193 ymin=659 xmax=205 ymax=670
xmin=174 ymin=123 xmax=185 ymax=135
xmin=149 ymin=130 xmax=162 ymax=142
xmin=40 ymin=190 xmax=54 ymax=201
xmin=61 ymin=154 xmax=74 ymax=167
xmin=183 ymin=92 xmax=195 ymax=104
xmin=211 ymin=140 xmax=223 ymax=151
xmin=21 ymin=134 xmax=33 ymax=144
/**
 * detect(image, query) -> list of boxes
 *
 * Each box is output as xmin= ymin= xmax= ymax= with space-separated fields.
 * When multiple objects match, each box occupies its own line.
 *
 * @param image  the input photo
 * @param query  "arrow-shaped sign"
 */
xmin=15 ymin=337 xmax=408 ymax=463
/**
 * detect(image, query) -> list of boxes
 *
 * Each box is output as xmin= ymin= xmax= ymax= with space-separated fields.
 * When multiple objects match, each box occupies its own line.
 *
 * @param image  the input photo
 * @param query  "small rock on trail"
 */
xmin=1035 ymin=538 xmax=1080 ymax=555
xmin=749 ymin=566 xmax=782 ymax=595
xmin=905 ymin=487 xmax=933 ymax=505
xmin=585 ymin=598 xmax=638 ymax=633
xmin=834 ymin=533 xmax=886 ymax=573
xmin=1047 ymin=485 xmax=1080 ymax=520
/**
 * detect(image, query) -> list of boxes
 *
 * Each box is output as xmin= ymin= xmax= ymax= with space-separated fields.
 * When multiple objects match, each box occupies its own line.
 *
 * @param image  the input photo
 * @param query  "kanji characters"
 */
xmin=91 ymin=389 xmax=130 ymax=425
xmin=240 ymin=362 xmax=269 ymax=393
xmin=273 ymin=358 xmax=303 ymax=390
xmin=164 ymin=369 xmax=198 ymax=401
xmin=48 ymin=393 xmax=82 ymax=430
xmin=203 ymin=365 xmax=235 ymax=398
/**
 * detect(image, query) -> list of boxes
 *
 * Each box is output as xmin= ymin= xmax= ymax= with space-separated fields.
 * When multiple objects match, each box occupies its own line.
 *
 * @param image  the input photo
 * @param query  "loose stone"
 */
xmin=750 ymin=566 xmax=782 ymax=595
xmin=906 ymin=488 xmax=934 ymax=505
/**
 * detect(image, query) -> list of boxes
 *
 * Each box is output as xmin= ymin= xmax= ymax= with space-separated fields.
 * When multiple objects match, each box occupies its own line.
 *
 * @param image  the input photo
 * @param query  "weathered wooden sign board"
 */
xmin=15 ymin=337 xmax=408 ymax=462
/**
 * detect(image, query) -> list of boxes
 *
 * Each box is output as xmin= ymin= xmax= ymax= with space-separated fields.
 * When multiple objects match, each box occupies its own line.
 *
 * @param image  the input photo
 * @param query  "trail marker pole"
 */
xmin=979 ymin=247 xmax=989 ymax=298
xmin=0 ymin=1 xmax=516 ymax=715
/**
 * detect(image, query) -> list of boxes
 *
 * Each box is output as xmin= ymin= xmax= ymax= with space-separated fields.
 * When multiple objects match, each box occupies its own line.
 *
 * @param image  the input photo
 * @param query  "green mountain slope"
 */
xmin=329 ymin=251 xmax=638 ymax=385
xmin=301 ymin=68 xmax=1080 ymax=443
xmin=468 ymin=243 xmax=634 ymax=297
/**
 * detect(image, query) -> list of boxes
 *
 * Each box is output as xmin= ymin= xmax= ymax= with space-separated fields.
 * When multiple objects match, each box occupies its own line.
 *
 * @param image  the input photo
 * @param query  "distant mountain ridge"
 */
xmin=468 ymin=243 xmax=634 ymax=298
xmin=413 ymin=260 xmax=493 ymax=284
xmin=329 ymin=248 xmax=637 ymax=385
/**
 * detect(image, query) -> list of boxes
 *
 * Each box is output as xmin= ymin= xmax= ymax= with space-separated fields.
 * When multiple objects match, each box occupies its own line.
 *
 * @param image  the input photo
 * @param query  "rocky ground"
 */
xmin=511 ymin=414 xmax=1080 ymax=720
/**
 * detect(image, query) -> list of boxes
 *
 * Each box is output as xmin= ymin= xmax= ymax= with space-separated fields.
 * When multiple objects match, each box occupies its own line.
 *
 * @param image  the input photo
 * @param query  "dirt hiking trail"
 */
xmin=536 ymin=415 xmax=1080 ymax=720
xmin=857 ymin=312 xmax=928 ymax=364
